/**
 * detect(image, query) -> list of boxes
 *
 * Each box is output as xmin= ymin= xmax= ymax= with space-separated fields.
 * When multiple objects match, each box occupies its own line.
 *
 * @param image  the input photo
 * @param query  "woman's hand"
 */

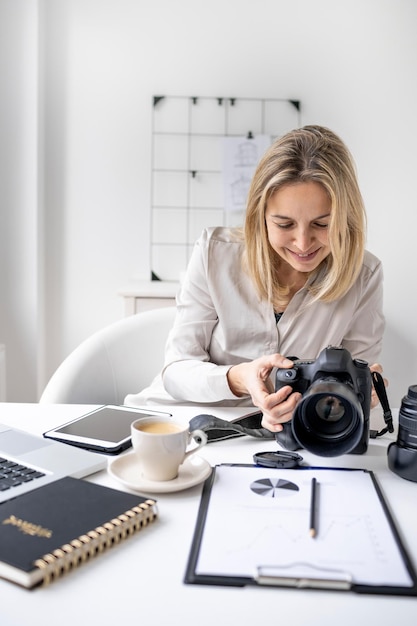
xmin=369 ymin=363 xmax=388 ymax=408
xmin=227 ymin=354 xmax=302 ymax=432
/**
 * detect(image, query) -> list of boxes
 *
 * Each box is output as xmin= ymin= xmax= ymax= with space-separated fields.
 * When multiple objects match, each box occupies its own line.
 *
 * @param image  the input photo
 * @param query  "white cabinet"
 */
xmin=118 ymin=281 xmax=179 ymax=316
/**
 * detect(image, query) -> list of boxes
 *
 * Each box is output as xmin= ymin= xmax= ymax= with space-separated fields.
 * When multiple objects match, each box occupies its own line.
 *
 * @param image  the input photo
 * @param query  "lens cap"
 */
xmin=253 ymin=450 xmax=304 ymax=469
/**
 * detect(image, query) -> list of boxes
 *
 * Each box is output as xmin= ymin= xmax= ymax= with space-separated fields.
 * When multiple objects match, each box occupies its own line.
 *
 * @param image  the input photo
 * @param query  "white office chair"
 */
xmin=40 ymin=307 xmax=176 ymax=405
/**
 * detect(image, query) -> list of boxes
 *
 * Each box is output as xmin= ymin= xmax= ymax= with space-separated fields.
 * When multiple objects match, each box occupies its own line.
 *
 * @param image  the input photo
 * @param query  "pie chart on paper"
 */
xmin=250 ymin=477 xmax=299 ymax=498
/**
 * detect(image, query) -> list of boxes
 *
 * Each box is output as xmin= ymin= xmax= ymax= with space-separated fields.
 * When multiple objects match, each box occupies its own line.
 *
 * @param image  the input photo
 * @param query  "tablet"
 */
xmin=43 ymin=405 xmax=172 ymax=454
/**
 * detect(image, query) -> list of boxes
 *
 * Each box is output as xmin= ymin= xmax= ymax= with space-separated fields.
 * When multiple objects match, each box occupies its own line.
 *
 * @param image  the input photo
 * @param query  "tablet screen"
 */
xmin=53 ymin=407 xmax=167 ymax=444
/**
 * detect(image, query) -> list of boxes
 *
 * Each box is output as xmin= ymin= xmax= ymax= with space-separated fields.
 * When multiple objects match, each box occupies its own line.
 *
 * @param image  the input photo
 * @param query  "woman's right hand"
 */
xmin=226 ymin=354 xmax=302 ymax=433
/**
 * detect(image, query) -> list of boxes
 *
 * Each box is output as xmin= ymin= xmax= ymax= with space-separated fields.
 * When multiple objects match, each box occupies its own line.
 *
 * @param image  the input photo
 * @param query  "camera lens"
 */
xmin=291 ymin=380 xmax=364 ymax=457
xmin=387 ymin=384 xmax=417 ymax=482
xmin=315 ymin=396 xmax=346 ymax=422
xmin=397 ymin=385 xmax=417 ymax=450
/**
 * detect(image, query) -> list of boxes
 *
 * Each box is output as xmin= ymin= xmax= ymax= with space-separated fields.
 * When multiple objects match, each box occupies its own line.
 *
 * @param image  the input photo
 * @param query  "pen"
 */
xmin=309 ymin=477 xmax=318 ymax=538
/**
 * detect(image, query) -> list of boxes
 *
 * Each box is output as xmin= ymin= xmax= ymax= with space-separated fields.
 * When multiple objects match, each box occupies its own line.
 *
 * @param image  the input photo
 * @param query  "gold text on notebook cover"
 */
xmin=2 ymin=514 xmax=52 ymax=538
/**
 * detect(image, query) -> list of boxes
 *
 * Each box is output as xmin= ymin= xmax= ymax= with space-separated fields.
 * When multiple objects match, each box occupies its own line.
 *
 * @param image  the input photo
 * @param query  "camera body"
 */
xmin=388 ymin=385 xmax=417 ymax=482
xmin=275 ymin=345 xmax=372 ymax=457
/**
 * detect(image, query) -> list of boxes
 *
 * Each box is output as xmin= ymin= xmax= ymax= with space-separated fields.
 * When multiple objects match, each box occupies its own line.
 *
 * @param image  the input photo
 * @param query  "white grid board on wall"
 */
xmin=150 ymin=95 xmax=301 ymax=281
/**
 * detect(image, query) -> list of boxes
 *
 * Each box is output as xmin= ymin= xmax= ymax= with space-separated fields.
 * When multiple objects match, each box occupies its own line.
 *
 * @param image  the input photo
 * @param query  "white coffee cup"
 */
xmin=131 ymin=416 xmax=207 ymax=481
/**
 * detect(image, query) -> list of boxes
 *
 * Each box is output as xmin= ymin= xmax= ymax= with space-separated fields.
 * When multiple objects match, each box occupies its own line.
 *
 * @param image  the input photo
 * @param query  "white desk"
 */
xmin=0 ymin=403 xmax=415 ymax=626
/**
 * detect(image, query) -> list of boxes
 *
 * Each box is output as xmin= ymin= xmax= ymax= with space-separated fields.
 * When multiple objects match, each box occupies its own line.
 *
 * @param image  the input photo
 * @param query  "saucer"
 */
xmin=108 ymin=452 xmax=212 ymax=494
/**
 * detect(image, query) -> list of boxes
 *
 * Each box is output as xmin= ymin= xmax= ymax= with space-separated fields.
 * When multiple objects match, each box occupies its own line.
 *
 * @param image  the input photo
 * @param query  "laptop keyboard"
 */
xmin=0 ymin=457 xmax=45 ymax=492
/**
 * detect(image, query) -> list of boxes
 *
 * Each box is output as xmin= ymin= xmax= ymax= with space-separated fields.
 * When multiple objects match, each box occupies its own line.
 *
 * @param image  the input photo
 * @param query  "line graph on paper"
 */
xmin=222 ymin=509 xmax=387 ymax=570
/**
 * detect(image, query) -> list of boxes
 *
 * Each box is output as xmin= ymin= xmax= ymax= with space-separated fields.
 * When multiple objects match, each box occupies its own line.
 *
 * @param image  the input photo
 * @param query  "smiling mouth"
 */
xmin=289 ymin=249 xmax=320 ymax=260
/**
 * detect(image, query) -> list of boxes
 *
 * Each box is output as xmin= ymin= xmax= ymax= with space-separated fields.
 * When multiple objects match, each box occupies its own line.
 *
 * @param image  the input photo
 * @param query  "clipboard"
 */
xmin=184 ymin=464 xmax=417 ymax=596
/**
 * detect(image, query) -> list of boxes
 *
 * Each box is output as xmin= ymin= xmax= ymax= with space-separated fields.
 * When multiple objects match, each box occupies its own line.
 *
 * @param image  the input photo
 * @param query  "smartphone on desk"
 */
xmin=43 ymin=405 xmax=172 ymax=454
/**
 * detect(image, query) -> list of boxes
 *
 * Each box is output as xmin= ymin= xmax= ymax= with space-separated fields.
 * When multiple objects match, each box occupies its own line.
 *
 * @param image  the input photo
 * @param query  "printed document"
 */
xmin=195 ymin=466 xmax=413 ymax=587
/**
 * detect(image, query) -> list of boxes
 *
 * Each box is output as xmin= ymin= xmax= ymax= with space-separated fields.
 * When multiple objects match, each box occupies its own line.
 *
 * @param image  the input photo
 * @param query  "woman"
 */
xmin=125 ymin=125 xmax=385 ymax=432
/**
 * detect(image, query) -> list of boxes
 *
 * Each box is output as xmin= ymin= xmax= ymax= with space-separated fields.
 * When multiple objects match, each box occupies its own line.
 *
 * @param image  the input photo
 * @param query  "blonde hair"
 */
xmin=244 ymin=125 xmax=366 ymax=309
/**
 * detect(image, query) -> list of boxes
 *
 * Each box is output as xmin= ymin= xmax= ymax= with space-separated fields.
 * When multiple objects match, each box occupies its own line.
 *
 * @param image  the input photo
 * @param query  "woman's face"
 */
xmin=265 ymin=181 xmax=332 ymax=276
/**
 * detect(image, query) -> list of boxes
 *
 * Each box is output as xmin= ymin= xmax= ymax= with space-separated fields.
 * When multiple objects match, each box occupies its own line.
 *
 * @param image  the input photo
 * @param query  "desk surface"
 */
xmin=0 ymin=403 xmax=415 ymax=626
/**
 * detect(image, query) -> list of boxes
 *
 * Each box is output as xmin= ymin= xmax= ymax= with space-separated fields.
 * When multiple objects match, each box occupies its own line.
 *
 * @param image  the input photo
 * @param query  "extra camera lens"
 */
xmin=387 ymin=385 xmax=417 ymax=482
xmin=397 ymin=384 xmax=417 ymax=450
xmin=291 ymin=381 xmax=364 ymax=457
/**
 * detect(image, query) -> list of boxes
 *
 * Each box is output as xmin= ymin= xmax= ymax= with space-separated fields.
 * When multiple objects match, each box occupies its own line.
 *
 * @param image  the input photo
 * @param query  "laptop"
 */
xmin=0 ymin=423 xmax=107 ymax=504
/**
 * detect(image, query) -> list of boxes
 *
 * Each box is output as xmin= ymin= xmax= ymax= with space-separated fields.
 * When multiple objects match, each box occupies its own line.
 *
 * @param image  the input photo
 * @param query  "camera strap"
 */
xmin=370 ymin=370 xmax=394 ymax=438
xmin=189 ymin=411 xmax=273 ymax=442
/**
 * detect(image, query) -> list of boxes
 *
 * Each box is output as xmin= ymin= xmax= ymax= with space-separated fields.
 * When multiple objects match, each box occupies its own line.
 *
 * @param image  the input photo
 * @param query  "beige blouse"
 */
xmin=125 ymin=227 xmax=384 ymax=407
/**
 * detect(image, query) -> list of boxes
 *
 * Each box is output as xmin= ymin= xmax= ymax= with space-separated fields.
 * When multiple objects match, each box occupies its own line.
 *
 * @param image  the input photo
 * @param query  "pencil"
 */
xmin=309 ymin=477 xmax=318 ymax=538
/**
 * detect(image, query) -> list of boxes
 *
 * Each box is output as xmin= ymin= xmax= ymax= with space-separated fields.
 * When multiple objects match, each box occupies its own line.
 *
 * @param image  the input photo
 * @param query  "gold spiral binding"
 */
xmin=33 ymin=498 xmax=157 ymax=586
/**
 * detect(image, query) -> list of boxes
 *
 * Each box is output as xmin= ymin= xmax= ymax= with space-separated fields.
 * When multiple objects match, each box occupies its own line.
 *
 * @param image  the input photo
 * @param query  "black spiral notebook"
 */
xmin=0 ymin=477 xmax=157 ymax=589
xmin=184 ymin=464 xmax=417 ymax=596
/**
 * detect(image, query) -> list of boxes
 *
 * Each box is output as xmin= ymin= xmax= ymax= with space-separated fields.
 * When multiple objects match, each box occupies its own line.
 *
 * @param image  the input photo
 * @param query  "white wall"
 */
xmin=1 ymin=0 xmax=416 ymax=407
xmin=0 ymin=0 xmax=40 ymax=401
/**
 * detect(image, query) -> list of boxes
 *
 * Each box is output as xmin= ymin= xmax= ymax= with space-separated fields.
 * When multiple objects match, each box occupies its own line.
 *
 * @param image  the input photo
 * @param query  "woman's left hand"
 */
xmin=369 ymin=363 xmax=388 ymax=408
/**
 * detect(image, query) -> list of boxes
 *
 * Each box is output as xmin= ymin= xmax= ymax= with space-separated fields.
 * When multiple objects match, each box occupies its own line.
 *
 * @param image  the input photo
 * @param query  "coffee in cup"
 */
xmin=136 ymin=421 xmax=183 ymax=435
xmin=131 ymin=416 xmax=207 ymax=481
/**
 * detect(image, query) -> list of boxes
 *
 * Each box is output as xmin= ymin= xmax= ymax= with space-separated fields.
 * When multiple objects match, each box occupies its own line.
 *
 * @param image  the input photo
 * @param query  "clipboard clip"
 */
xmin=255 ymin=563 xmax=352 ymax=591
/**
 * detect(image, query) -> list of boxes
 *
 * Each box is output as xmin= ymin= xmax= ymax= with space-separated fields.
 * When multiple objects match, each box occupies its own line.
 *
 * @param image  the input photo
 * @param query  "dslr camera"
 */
xmin=388 ymin=385 xmax=417 ymax=482
xmin=275 ymin=345 xmax=372 ymax=457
